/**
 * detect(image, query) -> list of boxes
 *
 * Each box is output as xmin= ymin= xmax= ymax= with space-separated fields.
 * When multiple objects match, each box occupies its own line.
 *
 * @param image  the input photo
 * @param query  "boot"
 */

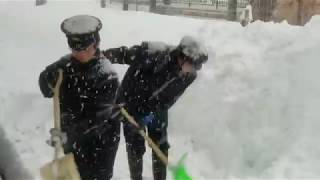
xmin=127 ymin=150 xmax=143 ymax=180
xmin=152 ymin=149 xmax=168 ymax=180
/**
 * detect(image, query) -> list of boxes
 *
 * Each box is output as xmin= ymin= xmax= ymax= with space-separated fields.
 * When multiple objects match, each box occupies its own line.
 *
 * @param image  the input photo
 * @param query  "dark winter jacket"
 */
xmin=103 ymin=42 xmax=196 ymax=117
xmin=39 ymin=50 xmax=119 ymax=135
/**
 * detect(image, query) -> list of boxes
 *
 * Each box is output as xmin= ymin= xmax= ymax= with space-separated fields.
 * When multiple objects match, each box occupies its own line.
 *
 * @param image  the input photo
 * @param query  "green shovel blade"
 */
xmin=170 ymin=153 xmax=192 ymax=180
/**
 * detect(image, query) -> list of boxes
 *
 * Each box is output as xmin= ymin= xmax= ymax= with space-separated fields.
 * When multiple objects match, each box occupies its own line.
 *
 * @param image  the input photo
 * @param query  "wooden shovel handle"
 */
xmin=53 ymin=69 xmax=63 ymax=130
xmin=53 ymin=69 xmax=63 ymax=160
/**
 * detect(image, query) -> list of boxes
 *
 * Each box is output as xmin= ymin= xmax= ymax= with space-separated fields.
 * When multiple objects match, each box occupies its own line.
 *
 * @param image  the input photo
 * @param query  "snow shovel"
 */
xmin=40 ymin=69 xmax=81 ymax=180
xmin=120 ymin=108 xmax=192 ymax=180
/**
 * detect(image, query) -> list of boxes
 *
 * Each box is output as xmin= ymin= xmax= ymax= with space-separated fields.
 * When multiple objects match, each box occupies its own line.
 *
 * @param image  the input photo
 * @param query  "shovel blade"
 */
xmin=40 ymin=153 xmax=81 ymax=180
xmin=171 ymin=164 xmax=192 ymax=180
xmin=170 ymin=153 xmax=192 ymax=180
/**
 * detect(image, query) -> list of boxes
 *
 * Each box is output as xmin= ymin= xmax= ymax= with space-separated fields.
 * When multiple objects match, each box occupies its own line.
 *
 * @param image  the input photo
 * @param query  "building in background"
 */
xmin=273 ymin=0 xmax=320 ymax=25
xmin=250 ymin=0 xmax=276 ymax=22
xmin=251 ymin=0 xmax=320 ymax=26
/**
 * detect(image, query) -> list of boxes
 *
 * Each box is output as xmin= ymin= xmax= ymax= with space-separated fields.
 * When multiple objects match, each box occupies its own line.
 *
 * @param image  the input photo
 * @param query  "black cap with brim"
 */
xmin=61 ymin=15 xmax=102 ymax=51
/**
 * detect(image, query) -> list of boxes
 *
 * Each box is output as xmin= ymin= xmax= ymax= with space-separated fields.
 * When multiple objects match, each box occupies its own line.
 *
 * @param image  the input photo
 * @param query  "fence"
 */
xmin=163 ymin=0 xmax=248 ymax=8
xmin=156 ymin=0 xmax=249 ymax=9
xmin=112 ymin=0 xmax=249 ymax=9
xmin=251 ymin=0 xmax=277 ymax=21
xmin=109 ymin=0 xmax=251 ymax=19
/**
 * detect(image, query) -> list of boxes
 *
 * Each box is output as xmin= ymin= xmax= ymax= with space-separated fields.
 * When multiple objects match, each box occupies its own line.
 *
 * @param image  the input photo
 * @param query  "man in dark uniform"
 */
xmin=39 ymin=15 xmax=120 ymax=180
xmin=103 ymin=36 xmax=208 ymax=180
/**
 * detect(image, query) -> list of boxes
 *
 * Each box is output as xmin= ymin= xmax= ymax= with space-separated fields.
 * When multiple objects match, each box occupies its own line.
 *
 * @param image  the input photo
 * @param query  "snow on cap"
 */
xmin=178 ymin=36 xmax=208 ymax=64
xmin=61 ymin=15 xmax=102 ymax=35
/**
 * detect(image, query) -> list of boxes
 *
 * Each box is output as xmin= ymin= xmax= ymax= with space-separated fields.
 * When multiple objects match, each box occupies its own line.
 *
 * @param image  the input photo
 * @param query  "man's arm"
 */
xmin=103 ymin=42 xmax=162 ymax=71
xmin=38 ymin=58 xmax=69 ymax=98
xmin=102 ymin=44 xmax=143 ymax=65
xmin=94 ymin=72 xmax=120 ymax=120
xmin=95 ymin=72 xmax=119 ymax=105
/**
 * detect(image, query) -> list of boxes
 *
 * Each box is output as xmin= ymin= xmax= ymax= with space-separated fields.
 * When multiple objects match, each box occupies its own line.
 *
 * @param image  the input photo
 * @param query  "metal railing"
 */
xmin=251 ymin=0 xmax=276 ymax=21
xmin=112 ymin=0 xmax=249 ymax=9
xmin=110 ymin=0 xmax=250 ymax=19
xmin=160 ymin=0 xmax=249 ymax=8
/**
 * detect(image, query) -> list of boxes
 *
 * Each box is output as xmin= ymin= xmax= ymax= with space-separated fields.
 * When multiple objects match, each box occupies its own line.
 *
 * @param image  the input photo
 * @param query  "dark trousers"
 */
xmin=123 ymin=110 xmax=170 ymax=180
xmin=63 ymin=120 xmax=120 ymax=180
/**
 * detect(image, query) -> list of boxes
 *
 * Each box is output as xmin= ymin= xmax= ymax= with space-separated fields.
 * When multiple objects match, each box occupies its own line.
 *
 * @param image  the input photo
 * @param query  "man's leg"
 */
xmin=148 ymin=110 xmax=169 ymax=180
xmin=123 ymin=121 xmax=146 ymax=180
xmin=65 ymin=134 xmax=96 ymax=180
xmin=151 ymin=145 xmax=168 ymax=180
xmin=64 ymin=120 xmax=120 ymax=180
xmin=96 ymin=119 xmax=121 ymax=180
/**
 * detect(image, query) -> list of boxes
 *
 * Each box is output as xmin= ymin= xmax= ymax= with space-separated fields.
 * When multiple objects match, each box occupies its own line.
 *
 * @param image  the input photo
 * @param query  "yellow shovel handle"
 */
xmin=53 ymin=69 xmax=63 ymax=160
xmin=53 ymin=69 xmax=63 ymax=130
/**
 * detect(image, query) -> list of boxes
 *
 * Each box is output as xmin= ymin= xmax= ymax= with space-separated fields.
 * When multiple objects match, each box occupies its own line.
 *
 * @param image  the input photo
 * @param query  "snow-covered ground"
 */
xmin=1 ymin=1 xmax=320 ymax=180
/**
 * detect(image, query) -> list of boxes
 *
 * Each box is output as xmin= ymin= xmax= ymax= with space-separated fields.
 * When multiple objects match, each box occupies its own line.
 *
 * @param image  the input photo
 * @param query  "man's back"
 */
xmin=104 ymin=41 xmax=196 ymax=116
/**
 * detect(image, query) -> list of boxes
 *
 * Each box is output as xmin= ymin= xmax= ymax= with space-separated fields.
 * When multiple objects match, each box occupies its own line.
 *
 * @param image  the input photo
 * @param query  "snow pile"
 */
xmin=1 ymin=1 xmax=320 ymax=179
xmin=171 ymin=17 xmax=320 ymax=178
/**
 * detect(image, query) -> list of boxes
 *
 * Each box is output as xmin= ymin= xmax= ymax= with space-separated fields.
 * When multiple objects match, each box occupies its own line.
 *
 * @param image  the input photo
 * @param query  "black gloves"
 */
xmin=46 ymin=128 xmax=68 ymax=147
xmin=39 ymin=67 xmax=60 ymax=98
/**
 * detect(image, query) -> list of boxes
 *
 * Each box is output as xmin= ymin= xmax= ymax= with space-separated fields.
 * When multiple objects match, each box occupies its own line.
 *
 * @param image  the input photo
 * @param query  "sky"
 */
xmin=1 ymin=1 xmax=320 ymax=179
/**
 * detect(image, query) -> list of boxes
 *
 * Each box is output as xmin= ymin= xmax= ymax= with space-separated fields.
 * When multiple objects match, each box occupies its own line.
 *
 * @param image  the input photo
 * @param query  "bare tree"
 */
xmin=251 ymin=0 xmax=276 ymax=22
xmin=163 ymin=0 xmax=171 ymax=5
xmin=123 ymin=0 xmax=129 ymax=10
xmin=150 ymin=0 xmax=157 ymax=12
xmin=101 ymin=0 xmax=107 ymax=8
xmin=297 ymin=0 xmax=302 ymax=25
xmin=228 ymin=0 xmax=238 ymax=21
xmin=35 ymin=0 xmax=46 ymax=6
